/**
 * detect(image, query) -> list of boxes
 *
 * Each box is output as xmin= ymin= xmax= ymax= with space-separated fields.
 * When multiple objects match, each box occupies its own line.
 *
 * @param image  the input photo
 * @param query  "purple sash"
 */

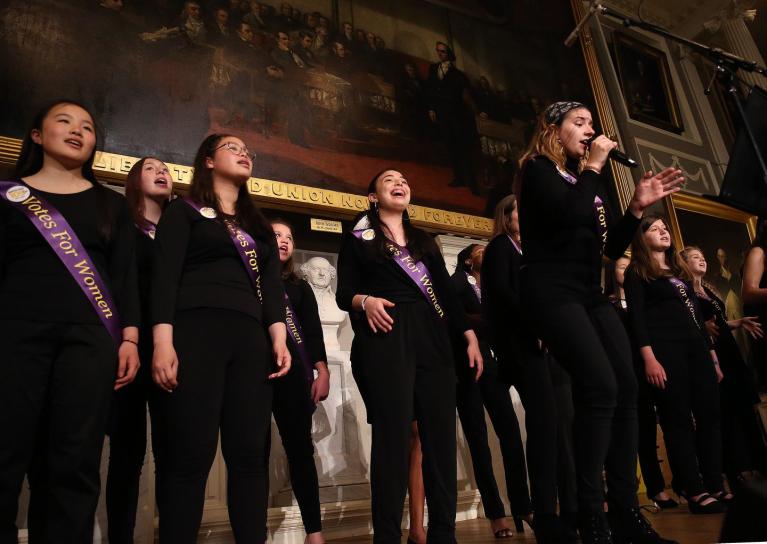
xmin=136 ymin=221 xmax=156 ymax=240
xmin=0 ymin=181 xmax=121 ymax=344
xmin=668 ymin=277 xmax=702 ymax=330
xmin=465 ymin=272 xmax=481 ymax=302
xmin=284 ymin=292 xmax=315 ymax=383
xmin=507 ymin=235 xmax=522 ymax=255
xmin=182 ymin=198 xmax=262 ymax=302
xmin=556 ymin=165 xmax=608 ymax=252
xmin=352 ymin=229 xmax=445 ymax=318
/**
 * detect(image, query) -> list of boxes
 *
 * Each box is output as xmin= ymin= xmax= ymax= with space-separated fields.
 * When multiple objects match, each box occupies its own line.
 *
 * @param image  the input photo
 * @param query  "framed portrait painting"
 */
xmin=612 ymin=33 xmax=684 ymax=134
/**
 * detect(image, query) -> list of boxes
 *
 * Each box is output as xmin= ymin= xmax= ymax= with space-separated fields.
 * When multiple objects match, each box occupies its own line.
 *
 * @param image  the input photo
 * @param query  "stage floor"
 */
xmin=329 ymin=507 xmax=725 ymax=543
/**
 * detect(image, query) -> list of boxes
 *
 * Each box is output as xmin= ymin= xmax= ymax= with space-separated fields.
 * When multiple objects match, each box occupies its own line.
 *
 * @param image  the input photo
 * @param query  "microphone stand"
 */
xmin=569 ymin=2 xmax=767 ymax=189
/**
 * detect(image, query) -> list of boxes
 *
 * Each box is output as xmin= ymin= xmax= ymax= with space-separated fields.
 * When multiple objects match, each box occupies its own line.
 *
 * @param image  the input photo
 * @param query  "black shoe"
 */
xmin=578 ymin=512 xmax=613 ymax=544
xmin=683 ymin=492 xmax=726 ymax=514
xmin=650 ymin=494 xmax=679 ymax=510
xmin=613 ymin=507 xmax=679 ymax=544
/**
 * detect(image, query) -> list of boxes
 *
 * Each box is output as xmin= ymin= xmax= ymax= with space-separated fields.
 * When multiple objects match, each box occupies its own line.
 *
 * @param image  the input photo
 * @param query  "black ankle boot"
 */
xmin=577 ymin=512 xmax=613 ymax=544
xmin=613 ymin=507 xmax=679 ymax=544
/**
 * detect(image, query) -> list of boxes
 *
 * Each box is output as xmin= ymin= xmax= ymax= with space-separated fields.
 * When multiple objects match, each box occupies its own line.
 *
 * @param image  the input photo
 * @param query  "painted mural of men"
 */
xmin=427 ymin=41 xmax=484 ymax=195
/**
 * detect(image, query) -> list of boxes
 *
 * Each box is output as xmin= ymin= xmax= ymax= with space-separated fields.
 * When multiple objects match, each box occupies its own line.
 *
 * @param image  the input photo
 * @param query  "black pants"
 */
xmin=105 ymin=334 xmax=163 ymax=544
xmin=455 ymin=357 xmax=531 ymax=520
xmin=273 ymin=362 xmax=322 ymax=534
xmin=0 ymin=319 xmax=117 ymax=544
xmin=352 ymin=302 xmax=457 ymax=544
xmin=514 ymin=350 xmax=577 ymax=517
xmin=154 ymin=309 xmax=273 ymax=543
xmin=635 ymin=369 xmax=668 ymax=499
xmin=523 ymin=298 xmax=639 ymax=514
xmin=651 ymin=337 xmax=723 ymax=497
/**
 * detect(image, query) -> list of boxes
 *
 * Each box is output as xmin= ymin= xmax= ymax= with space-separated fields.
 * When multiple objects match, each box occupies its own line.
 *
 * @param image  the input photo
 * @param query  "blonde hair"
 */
xmin=492 ymin=194 xmax=517 ymax=237
xmin=518 ymin=109 xmax=589 ymax=175
xmin=679 ymin=245 xmax=722 ymax=298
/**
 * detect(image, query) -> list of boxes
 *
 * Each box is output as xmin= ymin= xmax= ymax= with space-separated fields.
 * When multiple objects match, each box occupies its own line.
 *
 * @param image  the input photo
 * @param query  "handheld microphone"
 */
xmin=585 ymin=135 xmax=638 ymax=168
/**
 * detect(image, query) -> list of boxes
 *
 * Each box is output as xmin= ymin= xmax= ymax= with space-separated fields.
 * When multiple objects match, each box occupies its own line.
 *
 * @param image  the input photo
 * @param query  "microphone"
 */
xmin=564 ymin=1 xmax=604 ymax=47
xmin=585 ymin=135 xmax=639 ymax=168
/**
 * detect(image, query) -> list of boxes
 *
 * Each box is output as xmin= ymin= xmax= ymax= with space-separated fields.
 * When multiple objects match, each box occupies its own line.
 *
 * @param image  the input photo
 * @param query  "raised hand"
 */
xmin=628 ymin=167 xmax=684 ymax=216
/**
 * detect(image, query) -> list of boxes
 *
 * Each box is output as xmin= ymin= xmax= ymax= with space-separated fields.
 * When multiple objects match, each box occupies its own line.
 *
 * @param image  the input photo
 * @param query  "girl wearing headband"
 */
xmin=517 ymin=101 xmax=682 ymax=544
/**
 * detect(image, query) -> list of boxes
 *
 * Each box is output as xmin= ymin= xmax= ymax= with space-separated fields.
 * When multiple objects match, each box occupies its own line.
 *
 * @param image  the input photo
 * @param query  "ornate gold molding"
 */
xmin=665 ymin=191 xmax=757 ymax=250
xmin=570 ymin=0 xmax=636 ymax=211
xmin=0 ymin=136 xmax=493 ymax=237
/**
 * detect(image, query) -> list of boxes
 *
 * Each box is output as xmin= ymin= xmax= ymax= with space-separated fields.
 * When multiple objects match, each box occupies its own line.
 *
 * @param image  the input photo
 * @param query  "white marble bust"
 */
xmin=300 ymin=256 xmax=347 ymax=350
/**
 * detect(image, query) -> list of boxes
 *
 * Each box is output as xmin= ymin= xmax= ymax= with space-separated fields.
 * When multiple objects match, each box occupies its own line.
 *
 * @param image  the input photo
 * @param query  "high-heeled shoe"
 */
xmin=682 ymin=492 xmax=726 ymax=514
xmin=651 ymin=494 xmax=679 ymax=510
xmin=711 ymin=491 xmax=734 ymax=505
xmin=512 ymin=513 xmax=533 ymax=533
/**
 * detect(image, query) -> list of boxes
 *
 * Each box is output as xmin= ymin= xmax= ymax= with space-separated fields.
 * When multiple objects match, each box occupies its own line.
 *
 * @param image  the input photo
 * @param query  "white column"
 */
xmin=720 ymin=17 xmax=767 ymax=90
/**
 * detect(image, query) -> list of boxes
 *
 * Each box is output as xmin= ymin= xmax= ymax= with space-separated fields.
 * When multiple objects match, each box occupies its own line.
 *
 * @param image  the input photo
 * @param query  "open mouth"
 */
xmin=391 ymin=189 xmax=406 ymax=197
xmin=237 ymin=159 xmax=251 ymax=167
xmin=64 ymin=138 xmax=83 ymax=149
xmin=154 ymin=177 xmax=169 ymax=187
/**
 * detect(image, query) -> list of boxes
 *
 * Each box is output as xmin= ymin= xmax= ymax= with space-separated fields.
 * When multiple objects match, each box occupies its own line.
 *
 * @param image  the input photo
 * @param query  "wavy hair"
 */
xmin=517 ymin=103 xmax=590 ymax=179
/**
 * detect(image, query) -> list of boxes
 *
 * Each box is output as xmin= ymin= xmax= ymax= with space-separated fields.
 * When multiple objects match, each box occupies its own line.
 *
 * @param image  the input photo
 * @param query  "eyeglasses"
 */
xmin=215 ymin=142 xmax=256 ymax=161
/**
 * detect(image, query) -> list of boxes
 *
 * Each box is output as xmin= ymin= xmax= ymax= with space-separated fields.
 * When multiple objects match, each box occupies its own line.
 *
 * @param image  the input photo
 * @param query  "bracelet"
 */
xmin=122 ymin=338 xmax=138 ymax=346
xmin=361 ymin=294 xmax=370 ymax=311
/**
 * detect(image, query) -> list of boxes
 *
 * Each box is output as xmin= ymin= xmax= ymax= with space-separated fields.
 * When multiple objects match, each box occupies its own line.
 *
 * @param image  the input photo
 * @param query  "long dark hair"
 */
xmin=628 ymin=214 xmax=687 ymax=282
xmin=15 ymin=99 xmax=114 ymax=239
xmin=271 ymin=217 xmax=300 ymax=282
xmin=125 ymin=156 xmax=171 ymax=230
xmin=456 ymin=244 xmax=478 ymax=274
xmin=189 ymin=133 xmax=272 ymax=239
xmin=358 ymin=168 xmax=433 ymax=262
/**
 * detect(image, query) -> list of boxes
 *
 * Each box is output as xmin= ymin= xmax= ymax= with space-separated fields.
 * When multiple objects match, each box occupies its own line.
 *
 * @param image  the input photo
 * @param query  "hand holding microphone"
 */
xmin=585 ymin=134 xmax=639 ymax=169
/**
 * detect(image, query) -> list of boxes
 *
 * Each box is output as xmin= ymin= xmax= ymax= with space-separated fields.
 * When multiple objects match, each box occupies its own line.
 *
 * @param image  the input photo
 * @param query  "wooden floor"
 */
xmin=329 ymin=507 xmax=725 ymax=543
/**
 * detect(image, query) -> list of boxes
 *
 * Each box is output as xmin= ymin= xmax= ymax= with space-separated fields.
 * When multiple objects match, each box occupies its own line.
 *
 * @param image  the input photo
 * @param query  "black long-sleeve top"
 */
xmin=450 ymin=270 xmax=488 ymax=340
xmin=335 ymin=230 xmax=469 ymax=337
xmin=519 ymin=156 xmax=640 ymax=297
xmin=284 ymin=278 xmax=328 ymax=366
xmin=135 ymin=227 xmax=154 ymax=329
xmin=0 ymin=182 xmax=139 ymax=328
xmin=150 ymin=199 xmax=284 ymax=327
xmin=480 ymin=234 xmax=539 ymax=360
xmin=624 ymin=267 xmax=711 ymax=350
xmin=698 ymin=285 xmax=761 ymax=402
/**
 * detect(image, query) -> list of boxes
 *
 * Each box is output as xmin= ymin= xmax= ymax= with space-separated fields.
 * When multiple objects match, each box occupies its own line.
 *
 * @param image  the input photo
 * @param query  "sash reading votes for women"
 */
xmin=555 ymin=165 xmax=608 ymax=252
xmin=284 ymin=292 xmax=314 ymax=383
xmin=352 ymin=218 xmax=445 ymax=318
xmin=182 ymin=197 xmax=263 ymax=302
xmin=668 ymin=276 xmax=703 ymax=330
xmin=0 ymin=181 xmax=122 ymax=344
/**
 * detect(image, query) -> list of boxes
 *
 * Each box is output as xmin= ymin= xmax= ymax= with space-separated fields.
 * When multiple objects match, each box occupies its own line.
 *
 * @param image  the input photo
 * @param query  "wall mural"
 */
xmin=0 ymin=0 xmax=595 ymax=216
